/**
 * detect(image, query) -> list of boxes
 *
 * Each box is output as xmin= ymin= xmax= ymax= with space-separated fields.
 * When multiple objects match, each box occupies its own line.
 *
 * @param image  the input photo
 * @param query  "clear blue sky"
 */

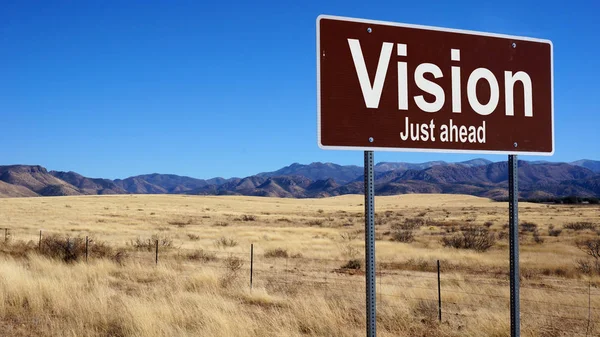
xmin=1 ymin=1 xmax=598 ymax=179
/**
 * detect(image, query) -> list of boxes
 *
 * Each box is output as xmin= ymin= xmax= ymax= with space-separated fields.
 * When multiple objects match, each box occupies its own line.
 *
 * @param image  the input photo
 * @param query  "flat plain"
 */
xmin=0 ymin=194 xmax=599 ymax=336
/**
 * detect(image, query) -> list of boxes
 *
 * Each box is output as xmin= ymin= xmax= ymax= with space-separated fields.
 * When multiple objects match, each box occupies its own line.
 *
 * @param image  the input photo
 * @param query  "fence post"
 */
xmin=587 ymin=281 xmax=592 ymax=335
xmin=4 ymin=228 xmax=7 ymax=242
xmin=39 ymin=230 xmax=42 ymax=250
xmin=437 ymin=259 xmax=442 ymax=322
xmin=85 ymin=236 xmax=89 ymax=263
xmin=155 ymin=239 xmax=159 ymax=265
xmin=250 ymin=243 xmax=254 ymax=290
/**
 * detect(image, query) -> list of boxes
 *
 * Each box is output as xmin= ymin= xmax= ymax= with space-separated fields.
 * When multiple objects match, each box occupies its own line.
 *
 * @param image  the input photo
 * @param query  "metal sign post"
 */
xmin=364 ymin=151 xmax=376 ymax=337
xmin=508 ymin=155 xmax=520 ymax=337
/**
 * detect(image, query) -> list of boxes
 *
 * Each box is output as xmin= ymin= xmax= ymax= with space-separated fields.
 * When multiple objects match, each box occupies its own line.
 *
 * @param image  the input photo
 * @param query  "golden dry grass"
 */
xmin=0 ymin=194 xmax=599 ymax=336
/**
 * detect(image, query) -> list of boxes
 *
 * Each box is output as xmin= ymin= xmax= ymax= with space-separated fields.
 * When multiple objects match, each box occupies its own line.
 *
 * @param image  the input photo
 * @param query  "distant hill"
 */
xmin=258 ymin=162 xmax=362 ymax=184
xmin=374 ymin=158 xmax=493 ymax=172
xmin=0 ymin=180 xmax=38 ymax=198
xmin=0 ymin=165 xmax=81 ymax=196
xmin=50 ymin=171 xmax=126 ymax=195
xmin=114 ymin=173 xmax=209 ymax=194
xmin=0 ymin=159 xmax=598 ymax=200
xmin=571 ymin=160 xmax=600 ymax=173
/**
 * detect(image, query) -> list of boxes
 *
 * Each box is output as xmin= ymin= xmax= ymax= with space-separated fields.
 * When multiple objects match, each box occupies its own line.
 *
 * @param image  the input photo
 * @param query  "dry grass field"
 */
xmin=0 ymin=194 xmax=599 ymax=336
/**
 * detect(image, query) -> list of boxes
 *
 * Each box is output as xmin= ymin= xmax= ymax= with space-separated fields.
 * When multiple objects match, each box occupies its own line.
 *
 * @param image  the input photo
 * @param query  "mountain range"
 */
xmin=0 ymin=159 xmax=598 ymax=200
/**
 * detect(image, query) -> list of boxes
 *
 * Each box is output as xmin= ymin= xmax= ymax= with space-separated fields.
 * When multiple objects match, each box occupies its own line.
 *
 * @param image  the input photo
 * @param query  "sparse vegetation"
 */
xmin=186 ymin=249 xmax=217 ymax=262
xmin=548 ymin=224 xmax=563 ymax=237
xmin=213 ymin=221 xmax=229 ymax=227
xmin=392 ymin=230 xmax=415 ymax=243
xmin=264 ymin=248 xmax=288 ymax=258
xmin=219 ymin=255 xmax=245 ymax=288
xmin=521 ymin=221 xmax=538 ymax=232
xmin=533 ymin=230 xmax=544 ymax=244
xmin=441 ymin=225 xmax=496 ymax=252
xmin=341 ymin=259 xmax=361 ymax=270
xmin=23 ymin=234 xmax=114 ymax=263
xmin=307 ymin=219 xmax=324 ymax=226
xmin=339 ymin=231 xmax=359 ymax=242
xmin=214 ymin=236 xmax=238 ymax=249
xmin=393 ymin=217 xmax=425 ymax=230
xmin=169 ymin=220 xmax=188 ymax=228
xmin=575 ymin=238 xmax=600 ymax=260
xmin=412 ymin=299 xmax=438 ymax=322
xmin=130 ymin=234 xmax=173 ymax=251
xmin=241 ymin=214 xmax=256 ymax=221
xmin=565 ymin=222 xmax=597 ymax=231
xmin=187 ymin=233 xmax=200 ymax=241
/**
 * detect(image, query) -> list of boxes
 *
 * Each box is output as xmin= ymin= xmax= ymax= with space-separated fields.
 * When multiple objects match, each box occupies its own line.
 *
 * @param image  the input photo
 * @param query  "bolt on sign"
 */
xmin=317 ymin=15 xmax=554 ymax=155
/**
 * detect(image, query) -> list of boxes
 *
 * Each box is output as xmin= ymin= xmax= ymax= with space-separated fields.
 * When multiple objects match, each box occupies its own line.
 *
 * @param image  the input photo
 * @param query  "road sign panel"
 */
xmin=317 ymin=15 xmax=553 ymax=155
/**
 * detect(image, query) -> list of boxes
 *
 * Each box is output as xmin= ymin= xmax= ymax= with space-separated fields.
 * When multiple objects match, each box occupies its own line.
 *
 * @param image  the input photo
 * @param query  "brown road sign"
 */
xmin=317 ymin=15 xmax=554 ymax=155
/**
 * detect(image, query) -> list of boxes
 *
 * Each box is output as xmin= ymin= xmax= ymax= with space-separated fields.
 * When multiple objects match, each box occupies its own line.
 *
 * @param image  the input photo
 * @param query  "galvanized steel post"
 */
xmin=364 ymin=151 xmax=376 ymax=337
xmin=508 ymin=155 xmax=520 ymax=337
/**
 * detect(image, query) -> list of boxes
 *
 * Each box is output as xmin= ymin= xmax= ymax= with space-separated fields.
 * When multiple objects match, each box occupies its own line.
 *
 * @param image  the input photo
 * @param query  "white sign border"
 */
xmin=316 ymin=14 xmax=555 ymax=156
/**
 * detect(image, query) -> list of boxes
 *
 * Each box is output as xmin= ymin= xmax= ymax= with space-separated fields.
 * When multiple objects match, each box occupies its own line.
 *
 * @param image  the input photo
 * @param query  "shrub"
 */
xmin=220 ymin=255 xmax=245 ymax=288
xmin=565 ymin=222 xmax=597 ymax=231
xmin=575 ymin=238 xmax=600 ymax=260
xmin=213 ymin=222 xmax=229 ymax=227
xmin=575 ymin=259 xmax=600 ymax=275
xmin=533 ymin=230 xmax=544 ymax=244
xmin=307 ymin=220 xmax=324 ymax=227
xmin=548 ymin=228 xmax=562 ymax=237
xmin=521 ymin=221 xmax=538 ymax=233
xmin=187 ymin=234 xmax=200 ymax=241
xmin=241 ymin=215 xmax=256 ymax=221
xmin=214 ymin=236 xmax=238 ymax=249
xmin=187 ymin=249 xmax=217 ymax=262
xmin=39 ymin=234 xmax=113 ymax=263
xmin=483 ymin=221 xmax=494 ymax=228
xmin=224 ymin=255 xmax=244 ymax=273
xmin=425 ymin=219 xmax=445 ymax=227
xmin=341 ymin=259 xmax=361 ymax=270
xmin=130 ymin=237 xmax=153 ymax=251
xmin=392 ymin=230 xmax=415 ymax=243
xmin=441 ymin=226 xmax=496 ymax=252
xmin=155 ymin=234 xmax=173 ymax=247
xmin=0 ymin=240 xmax=37 ymax=258
xmin=130 ymin=234 xmax=173 ymax=251
xmin=393 ymin=217 xmax=425 ymax=231
xmin=339 ymin=232 xmax=359 ymax=241
xmin=113 ymin=249 xmax=129 ymax=266
xmin=341 ymin=244 xmax=360 ymax=260
xmin=412 ymin=299 xmax=437 ymax=321
xmin=264 ymin=248 xmax=289 ymax=258
xmin=168 ymin=220 xmax=188 ymax=228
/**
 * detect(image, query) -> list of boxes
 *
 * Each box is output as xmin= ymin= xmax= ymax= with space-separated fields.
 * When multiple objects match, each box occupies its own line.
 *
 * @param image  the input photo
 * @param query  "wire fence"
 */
xmin=1 ymin=228 xmax=599 ymax=335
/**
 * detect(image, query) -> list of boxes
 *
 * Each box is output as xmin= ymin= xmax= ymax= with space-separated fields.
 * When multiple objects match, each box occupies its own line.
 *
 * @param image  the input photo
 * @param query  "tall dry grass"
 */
xmin=0 ymin=194 xmax=598 ymax=336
